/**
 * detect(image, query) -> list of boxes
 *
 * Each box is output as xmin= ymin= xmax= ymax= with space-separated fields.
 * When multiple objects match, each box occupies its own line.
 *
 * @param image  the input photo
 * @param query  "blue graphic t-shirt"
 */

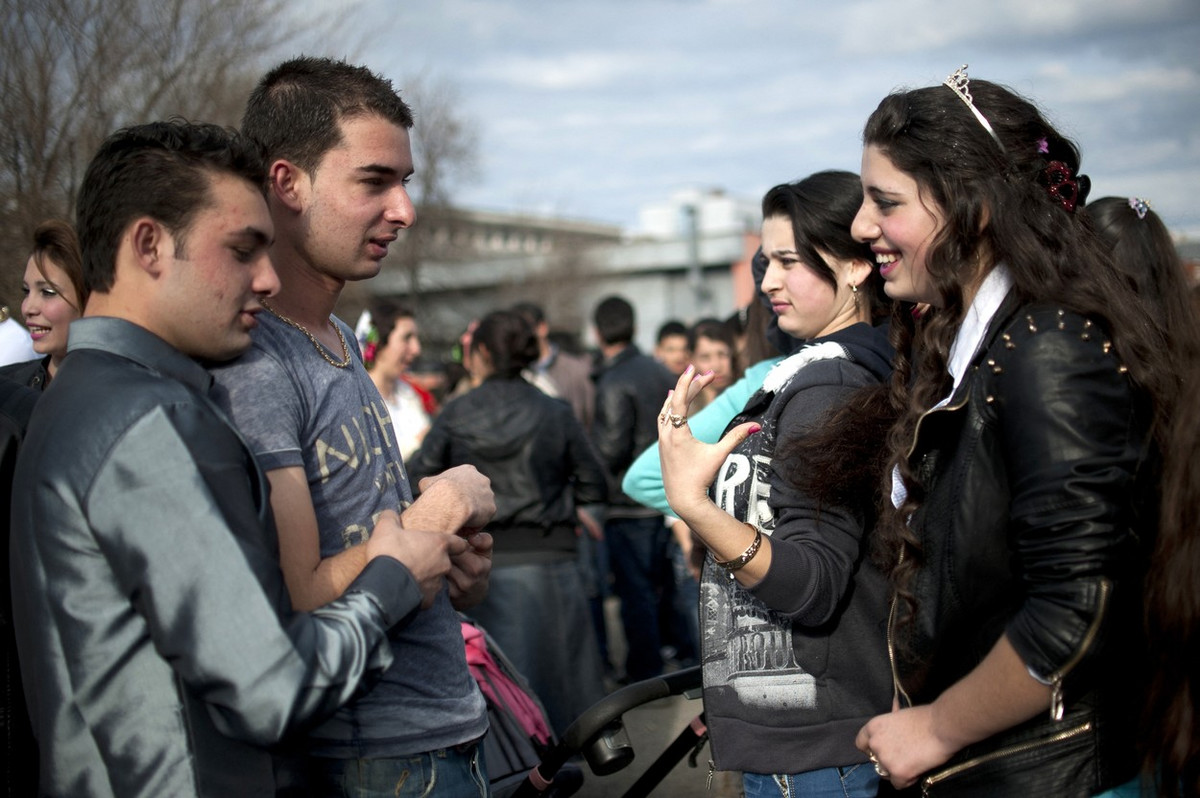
xmin=210 ymin=312 xmax=486 ymax=758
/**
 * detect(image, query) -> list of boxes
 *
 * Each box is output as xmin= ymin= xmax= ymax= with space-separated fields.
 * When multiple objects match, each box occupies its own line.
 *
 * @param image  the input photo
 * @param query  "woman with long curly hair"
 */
xmin=849 ymin=67 xmax=1190 ymax=797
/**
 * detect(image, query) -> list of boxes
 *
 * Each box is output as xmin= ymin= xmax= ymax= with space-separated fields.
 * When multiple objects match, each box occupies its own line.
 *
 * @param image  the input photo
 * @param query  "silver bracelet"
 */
xmin=713 ymin=524 xmax=762 ymax=573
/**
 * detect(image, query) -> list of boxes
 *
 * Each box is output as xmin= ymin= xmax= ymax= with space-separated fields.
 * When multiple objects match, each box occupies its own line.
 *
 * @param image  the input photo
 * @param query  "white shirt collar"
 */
xmin=943 ymin=264 xmax=1013 ymax=399
xmin=891 ymin=263 xmax=1013 ymax=509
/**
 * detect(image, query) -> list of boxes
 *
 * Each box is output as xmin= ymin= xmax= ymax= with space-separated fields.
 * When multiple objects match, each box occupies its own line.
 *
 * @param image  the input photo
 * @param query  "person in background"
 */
xmin=1 ymin=219 xmax=88 ymax=793
xmin=851 ymin=67 xmax=1178 ymax=797
xmin=654 ymin=319 xmax=691 ymax=376
xmin=687 ymin=317 xmax=739 ymax=412
xmin=733 ymin=295 xmax=778 ymax=373
xmin=1083 ymin=197 xmax=1198 ymax=354
xmin=357 ymin=300 xmax=435 ymax=461
xmin=513 ymin=301 xmax=595 ymax=431
xmin=0 ymin=220 xmax=88 ymax=389
xmin=408 ymin=309 xmax=609 ymax=735
xmin=1083 ymin=195 xmax=1200 ymax=797
xmin=659 ymin=171 xmax=894 ymax=797
xmin=590 ymin=295 xmax=677 ymax=682
xmin=510 ymin=300 xmax=609 ymax=681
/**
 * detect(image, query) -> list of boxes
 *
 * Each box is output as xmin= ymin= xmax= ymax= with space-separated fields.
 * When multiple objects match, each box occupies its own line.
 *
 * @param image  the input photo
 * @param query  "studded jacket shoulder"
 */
xmin=895 ymin=296 xmax=1154 ymax=795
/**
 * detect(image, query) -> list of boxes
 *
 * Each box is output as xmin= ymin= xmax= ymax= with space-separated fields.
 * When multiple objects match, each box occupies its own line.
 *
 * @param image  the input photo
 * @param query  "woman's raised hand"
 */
xmin=658 ymin=365 xmax=760 ymax=524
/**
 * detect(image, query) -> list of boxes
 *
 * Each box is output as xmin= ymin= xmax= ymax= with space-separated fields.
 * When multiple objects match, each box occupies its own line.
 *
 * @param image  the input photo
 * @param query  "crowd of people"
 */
xmin=0 ymin=57 xmax=1197 ymax=798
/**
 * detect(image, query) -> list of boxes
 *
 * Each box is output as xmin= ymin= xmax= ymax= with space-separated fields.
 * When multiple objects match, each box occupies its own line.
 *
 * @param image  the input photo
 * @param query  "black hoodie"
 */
xmin=700 ymin=322 xmax=895 ymax=776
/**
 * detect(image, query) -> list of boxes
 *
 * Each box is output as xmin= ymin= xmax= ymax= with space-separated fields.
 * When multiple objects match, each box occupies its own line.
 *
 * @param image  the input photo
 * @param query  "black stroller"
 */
xmin=516 ymin=666 xmax=707 ymax=797
xmin=465 ymin=617 xmax=709 ymax=797
xmin=465 ymin=612 xmax=705 ymax=792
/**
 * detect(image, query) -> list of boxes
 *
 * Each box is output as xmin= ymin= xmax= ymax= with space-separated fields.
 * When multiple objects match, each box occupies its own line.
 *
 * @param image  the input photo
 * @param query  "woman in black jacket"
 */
xmin=849 ymin=67 xmax=1184 ymax=797
xmin=407 ymin=310 xmax=608 ymax=735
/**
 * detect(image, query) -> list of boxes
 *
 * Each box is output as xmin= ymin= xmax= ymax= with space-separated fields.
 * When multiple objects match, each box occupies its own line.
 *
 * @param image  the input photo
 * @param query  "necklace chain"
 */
xmin=260 ymin=299 xmax=351 ymax=368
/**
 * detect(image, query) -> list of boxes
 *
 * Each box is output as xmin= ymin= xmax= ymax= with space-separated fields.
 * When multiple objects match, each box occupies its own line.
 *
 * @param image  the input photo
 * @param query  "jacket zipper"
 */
xmin=904 ymin=391 xmax=970 ymax=461
xmin=920 ymin=721 xmax=1092 ymax=796
xmin=886 ymin=549 xmax=912 ymax=709
xmin=891 ymin=393 xmax=970 ymax=704
xmin=1045 ymin=578 xmax=1111 ymax=721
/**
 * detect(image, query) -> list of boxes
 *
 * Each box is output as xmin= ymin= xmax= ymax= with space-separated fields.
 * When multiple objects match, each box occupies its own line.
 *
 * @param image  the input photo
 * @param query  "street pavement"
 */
xmin=565 ymin=598 xmax=743 ymax=797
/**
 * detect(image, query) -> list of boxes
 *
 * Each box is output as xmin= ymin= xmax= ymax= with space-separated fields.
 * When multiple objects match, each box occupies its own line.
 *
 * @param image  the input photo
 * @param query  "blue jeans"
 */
xmin=605 ymin=515 xmax=669 ymax=681
xmin=743 ymin=764 xmax=878 ymax=798
xmin=308 ymin=743 xmax=489 ymax=797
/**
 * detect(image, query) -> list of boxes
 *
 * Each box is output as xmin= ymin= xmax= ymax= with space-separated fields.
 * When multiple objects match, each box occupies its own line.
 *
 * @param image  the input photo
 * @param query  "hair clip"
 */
xmin=943 ymin=64 xmax=1006 ymax=154
xmin=1128 ymin=197 xmax=1151 ymax=220
xmin=1038 ymin=161 xmax=1089 ymax=213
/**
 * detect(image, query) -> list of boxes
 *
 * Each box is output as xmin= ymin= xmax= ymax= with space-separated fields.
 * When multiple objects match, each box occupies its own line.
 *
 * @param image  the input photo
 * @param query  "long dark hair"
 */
xmin=1082 ymin=196 xmax=1200 ymax=369
xmin=31 ymin=219 xmax=87 ymax=311
xmin=1081 ymin=200 xmax=1200 ymax=796
xmin=472 ymin=310 xmax=539 ymax=379
xmin=867 ymin=79 xmax=1194 ymax=792
xmin=868 ymin=78 xmax=1177 ymax=591
xmin=771 ymin=171 xmax=896 ymax=516
xmin=761 ymin=171 xmax=887 ymax=323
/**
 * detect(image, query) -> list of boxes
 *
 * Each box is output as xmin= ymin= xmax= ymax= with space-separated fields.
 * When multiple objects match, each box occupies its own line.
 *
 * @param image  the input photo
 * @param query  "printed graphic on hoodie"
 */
xmin=700 ymin=342 xmax=849 ymax=710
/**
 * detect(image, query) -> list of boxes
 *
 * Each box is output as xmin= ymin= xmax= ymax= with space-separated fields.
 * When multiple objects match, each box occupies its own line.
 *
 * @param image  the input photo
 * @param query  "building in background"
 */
xmin=337 ymin=188 xmax=762 ymax=363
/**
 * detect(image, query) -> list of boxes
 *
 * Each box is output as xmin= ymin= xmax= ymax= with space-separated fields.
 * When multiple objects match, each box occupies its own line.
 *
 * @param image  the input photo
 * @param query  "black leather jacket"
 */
xmin=590 ymin=345 xmax=676 ymax=513
xmin=407 ymin=377 xmax=608 ymax=563
xmin=895 ymin=298 xmax=1154 ymax=796
xmin=0 ymin=354 xmax=50 ymax=390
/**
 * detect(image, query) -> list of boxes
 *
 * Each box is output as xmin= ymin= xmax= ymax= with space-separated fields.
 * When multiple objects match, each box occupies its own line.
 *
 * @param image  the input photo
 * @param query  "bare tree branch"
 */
xmin=0 ymin=0 xmax=304 ymax=307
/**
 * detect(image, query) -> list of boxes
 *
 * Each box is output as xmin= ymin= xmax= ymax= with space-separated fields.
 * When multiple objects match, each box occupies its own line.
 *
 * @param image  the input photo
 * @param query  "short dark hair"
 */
xmin=593 ymin=295 xmax=635 ymax=345
xmin=76 ymin=121 xmax=266 ymax=294
xmin=511 ymin=301 xmax=546 ymax=327
xmin=473 ymin=310 xmax=539 ymax=379
xmin=688 ymin=317 xmax=736 ymax=353
xmin=242 ymin=56 xmax=414 ymax=172
xmin=31 ymin=219 xmax=87 ymax=311
xmin=656 ymin=320 xmax=688 ymax=344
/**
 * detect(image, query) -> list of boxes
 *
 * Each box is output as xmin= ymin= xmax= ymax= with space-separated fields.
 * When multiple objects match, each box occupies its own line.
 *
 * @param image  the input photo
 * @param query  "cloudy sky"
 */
xmin=316 ymin=0 xmax=1199 ymax=237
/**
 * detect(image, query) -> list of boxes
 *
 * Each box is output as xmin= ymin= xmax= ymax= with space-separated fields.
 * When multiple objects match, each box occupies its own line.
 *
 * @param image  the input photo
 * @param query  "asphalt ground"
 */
xmin=565 ymin=598 xmax=744 ymax=797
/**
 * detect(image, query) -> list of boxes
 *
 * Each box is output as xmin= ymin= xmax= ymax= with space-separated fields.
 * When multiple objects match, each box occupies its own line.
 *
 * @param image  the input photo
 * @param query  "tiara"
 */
xmin=943 ymin=64 xmax=1006 ymax=154
xmin=1128 ymin=197 xmax=1151 ymax=220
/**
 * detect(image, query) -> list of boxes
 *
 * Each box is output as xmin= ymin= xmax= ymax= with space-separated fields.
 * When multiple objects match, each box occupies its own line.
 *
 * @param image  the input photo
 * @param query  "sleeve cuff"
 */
xmin=348 ymin=556 xmax=423 ymax=630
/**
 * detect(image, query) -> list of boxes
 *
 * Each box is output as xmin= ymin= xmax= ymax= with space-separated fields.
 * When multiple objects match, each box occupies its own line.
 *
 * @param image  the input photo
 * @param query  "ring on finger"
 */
xmin=667 ymin=412 xmax=687 ymax=428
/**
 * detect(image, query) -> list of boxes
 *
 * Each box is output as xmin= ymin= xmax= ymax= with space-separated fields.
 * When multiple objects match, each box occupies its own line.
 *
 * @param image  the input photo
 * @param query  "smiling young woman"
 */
xmin=0 ymin=220 xmax=87 ymax=389
xmin=851 ymin=67 xmax=1189 ymax=798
